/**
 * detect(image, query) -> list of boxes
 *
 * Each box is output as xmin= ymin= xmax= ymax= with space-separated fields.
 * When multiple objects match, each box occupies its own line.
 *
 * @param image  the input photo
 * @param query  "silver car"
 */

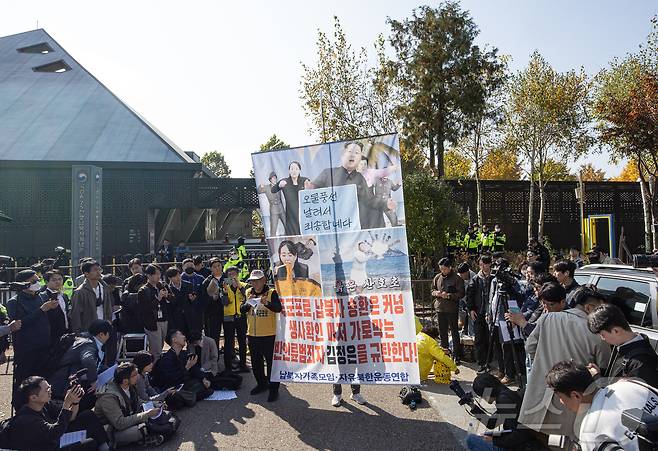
xmin=575 ymin=264 xmax=658 ymax=348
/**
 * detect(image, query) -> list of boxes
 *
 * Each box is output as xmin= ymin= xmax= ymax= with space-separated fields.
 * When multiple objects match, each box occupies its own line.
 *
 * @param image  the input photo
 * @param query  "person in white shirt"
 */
xmin=546 ymin=360 xmax=658 ymax=451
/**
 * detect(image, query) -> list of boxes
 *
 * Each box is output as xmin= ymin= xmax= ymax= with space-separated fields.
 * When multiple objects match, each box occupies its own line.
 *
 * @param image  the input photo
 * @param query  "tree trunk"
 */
xmin=436 ymin=131 xmax=445 ymax=179
xmin=538 ymin=173 xmax=545 ymax=240
xmin=649 ymin=175 xmax=658 ymax=252
xmin=527 ymin=177 xmax=535 ymax=241
xmin=476 ymin=169 xmax=483 ymax=226
xmin=640 ymin=176 xmax=653 ymax=251
xmin=428 ymin=132 xmax=435 ymax=171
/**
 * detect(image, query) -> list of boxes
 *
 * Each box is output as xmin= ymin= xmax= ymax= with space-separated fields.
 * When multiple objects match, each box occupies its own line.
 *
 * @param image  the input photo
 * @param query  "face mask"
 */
xmin=29 ymin=282 xmax=42 ymax=292
xmin=184 ymin=267 xmax=195 ymax=275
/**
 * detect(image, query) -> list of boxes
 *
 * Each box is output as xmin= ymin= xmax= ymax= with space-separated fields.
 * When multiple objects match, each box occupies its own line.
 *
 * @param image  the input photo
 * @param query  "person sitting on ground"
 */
xmin=187 ymin=331 xmax=219 ymax=377
xmin=49 ymin=320 xmax=113 ymax=404
xmin=94 ymin=362 xmax=164 ymax=447
xmin=417 ymin=325 xmax=458 ymax=384
xmin=7 ymin=376 xmax=110 ymax=451
xmin=150 ymin=330 xmax=213 ymax=402
xmin=132 ymin=351 xmax=194 ymax=411
xmin=587 ymin=303 xmax=658 ymax=388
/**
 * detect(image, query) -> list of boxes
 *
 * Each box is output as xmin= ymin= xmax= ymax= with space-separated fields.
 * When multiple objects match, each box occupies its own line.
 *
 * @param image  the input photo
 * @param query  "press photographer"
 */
xmin=450 ymin=375 xmax=546 ymax=451
xmin=546 ymin=360 xmax=658 ymax=451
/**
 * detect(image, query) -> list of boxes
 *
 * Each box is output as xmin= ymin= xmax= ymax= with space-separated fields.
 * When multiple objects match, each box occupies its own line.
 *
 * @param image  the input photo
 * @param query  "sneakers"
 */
xmin=142 ymin=433 xmax=164 ymax=447
xmin=331 ymin=394 xmax=342 ymax=407
xmin=477 ymin=365 xmax=488 ymax=374
xmin=250 ymin=385 xmax=268 ymax=395
xmin=350 ymin=393 xmax=367 ymax=405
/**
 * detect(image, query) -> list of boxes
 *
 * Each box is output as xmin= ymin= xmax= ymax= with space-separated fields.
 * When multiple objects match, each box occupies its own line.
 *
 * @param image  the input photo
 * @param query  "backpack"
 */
xmin=146 ymin=410 xmax=180 ymax=440
xmin=40 ymin=333 xmax=78 ymax=378
xmin=399 ymin=386 xmax=422 ymax=409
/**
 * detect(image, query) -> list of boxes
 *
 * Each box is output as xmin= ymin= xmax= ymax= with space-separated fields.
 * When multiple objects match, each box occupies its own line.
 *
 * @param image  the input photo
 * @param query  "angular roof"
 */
xmin=0 ymin=29 xmax=193 ymax=163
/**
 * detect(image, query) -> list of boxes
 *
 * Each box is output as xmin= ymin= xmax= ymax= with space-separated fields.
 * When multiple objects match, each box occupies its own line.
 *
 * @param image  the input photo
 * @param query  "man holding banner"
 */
xmin=252 ymin=133 xmax=419 ymax=405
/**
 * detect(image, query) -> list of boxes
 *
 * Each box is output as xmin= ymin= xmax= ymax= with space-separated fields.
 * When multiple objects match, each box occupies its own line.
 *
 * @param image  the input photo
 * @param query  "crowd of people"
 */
xmin=0 ymin=241 xmax=285 ymax=450
xmin=425 ymin=237 xmax=658 ymax=450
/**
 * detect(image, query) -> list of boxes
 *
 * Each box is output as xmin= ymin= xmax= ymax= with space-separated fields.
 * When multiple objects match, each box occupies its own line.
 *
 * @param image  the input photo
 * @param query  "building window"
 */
xmin=17 ymin=42 xmax=54 ymax=54
xmin=32 ymin=60 xmax=72 ymax=73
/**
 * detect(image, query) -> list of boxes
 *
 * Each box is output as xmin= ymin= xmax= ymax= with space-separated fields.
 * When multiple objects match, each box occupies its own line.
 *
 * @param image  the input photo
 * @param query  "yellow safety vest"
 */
xmin=245 ymin=287 xmax=277 ymax=337
xmin=224 ymin=281 xmax=247 ymax=317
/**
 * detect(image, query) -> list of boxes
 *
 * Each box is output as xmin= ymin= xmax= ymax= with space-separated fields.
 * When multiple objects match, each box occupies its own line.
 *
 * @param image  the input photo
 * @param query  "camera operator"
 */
xmin=518 ymin=286 xmax=611 ymax=437
xmin=49 ymin=320 xmax=112 ymax=407
xmin=546 ymin=360 xmax=658 ymax=451
xmin=432 ymin=258 xmax=465 ymax=364
xmin=6 ymin=376 xmax=110 ymax=450
xmin=588 ymin=303 xmax=658 ymax=388
xmin=487 ymin=260 xmax=525 ymax=386
xmin=465 ymin=373 xmax=547 ymax=451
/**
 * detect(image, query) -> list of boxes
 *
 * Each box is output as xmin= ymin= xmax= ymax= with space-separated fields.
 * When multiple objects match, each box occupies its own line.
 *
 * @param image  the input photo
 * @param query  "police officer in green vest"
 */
xmin=224 ymin=247 xmax=250 ymax=281
xmin=465 ymin=224 xmax=480 ymax=257
xmin=236 ymin=237 xmax=248 ymax=261
xmin=492 ymin=224 xmax=507 ymax=252
xmin=480 ymin=224 xmax=493 ymax=253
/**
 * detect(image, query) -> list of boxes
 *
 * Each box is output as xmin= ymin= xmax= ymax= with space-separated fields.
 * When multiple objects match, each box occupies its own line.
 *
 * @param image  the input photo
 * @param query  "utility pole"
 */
xmin=576 ymin=172 xmax=585 ymax=253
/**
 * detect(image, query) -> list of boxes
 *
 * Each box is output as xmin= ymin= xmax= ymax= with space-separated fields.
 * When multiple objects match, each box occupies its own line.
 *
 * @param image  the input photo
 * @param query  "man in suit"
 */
xmin=40 ymin=269 xmax=71 ymax=346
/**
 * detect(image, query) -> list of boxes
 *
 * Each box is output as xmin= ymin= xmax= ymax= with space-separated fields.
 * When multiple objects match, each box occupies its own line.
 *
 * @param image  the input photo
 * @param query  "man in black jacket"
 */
xmin=466 ymin=256 xmax=494 ymax=373
xmin=202 ymin=258 xmax=225 ymax=352
xmin=7 ymin=376 xmax=109 ymax=451
xmin=431 ymin=258 xmax=465 ymax=363
xmin=49 ymin=320 xmax=112 ymax=403
xmin=587 ymin=303 xmax=658 ymax=388
xmin=151 ymin=330 xmax=213 ymax=400
xmin=40 ymin=270 xmax=71 ymax=348
xmin=8 ymin=270 xmax=60 ymax=401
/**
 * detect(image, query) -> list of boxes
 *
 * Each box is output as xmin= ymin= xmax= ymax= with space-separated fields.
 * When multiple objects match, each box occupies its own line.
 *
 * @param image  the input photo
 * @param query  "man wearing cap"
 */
xmin=7 ymin=269 xmax=60 ymax=396
xmin=241 ymin=269 xmax=282 ymax=402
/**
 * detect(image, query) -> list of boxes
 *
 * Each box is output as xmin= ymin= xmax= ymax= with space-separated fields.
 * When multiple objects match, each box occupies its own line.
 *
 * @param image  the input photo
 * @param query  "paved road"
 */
xmin=0 ymin=358 xmax=475 ymax=450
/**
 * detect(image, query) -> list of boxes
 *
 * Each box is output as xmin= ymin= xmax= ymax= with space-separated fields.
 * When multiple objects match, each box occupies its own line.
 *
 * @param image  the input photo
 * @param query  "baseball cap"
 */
xmin=247 ymin=269 xmax=265 ymax=281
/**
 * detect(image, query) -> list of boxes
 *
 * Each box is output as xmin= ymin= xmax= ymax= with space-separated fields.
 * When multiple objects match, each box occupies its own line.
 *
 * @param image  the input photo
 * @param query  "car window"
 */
xmin=574 ymin=275 xmax=591 ymax=286
xmin=595 ymin=277 xmax=652 ymax=328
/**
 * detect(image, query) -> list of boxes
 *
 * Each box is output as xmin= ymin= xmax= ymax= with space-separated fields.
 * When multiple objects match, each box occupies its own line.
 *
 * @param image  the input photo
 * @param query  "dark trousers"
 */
xmin=223 ymin=316 xmax=247 ymax=370
xmin=492 ymin=330 xmax=526 ymax=381
xmin=104 ymin=326 xmax=118 ymax=366
xmin=204 ymin=314 xmax=223 ymax=348
xmin=67 ymin=409 xmax=109 ymax=447
xmin=437 ymin=312 xmax=461 ymax=358
xmin=13 ymin=347 xmax=48 ymax=408
xmin=473 ymin=317 xmax=490 ymax=366
xmin=248 ymin=335 xmax=279 ymax=391
xmin=333 ymin=384 xmax=360 ymax=395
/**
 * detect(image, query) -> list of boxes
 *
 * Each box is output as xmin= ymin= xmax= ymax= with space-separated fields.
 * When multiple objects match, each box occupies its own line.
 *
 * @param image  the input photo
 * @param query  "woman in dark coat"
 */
xmin=271 ymin=161 xmax=308 ymax=236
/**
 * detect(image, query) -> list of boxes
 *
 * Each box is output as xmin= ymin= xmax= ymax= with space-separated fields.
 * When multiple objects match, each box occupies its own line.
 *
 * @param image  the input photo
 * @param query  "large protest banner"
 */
xmin=252 ymin=133 xmax=419 ymax=385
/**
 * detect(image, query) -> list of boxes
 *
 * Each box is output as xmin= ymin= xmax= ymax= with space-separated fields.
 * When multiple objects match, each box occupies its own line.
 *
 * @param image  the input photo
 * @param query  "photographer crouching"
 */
xmin=452 ymin=374 xmax=548 ymax=451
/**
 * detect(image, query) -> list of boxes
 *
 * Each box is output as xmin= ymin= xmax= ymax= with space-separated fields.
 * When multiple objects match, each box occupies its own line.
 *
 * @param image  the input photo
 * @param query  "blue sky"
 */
xmin=2 ymin=1 xmax=656 ymax=176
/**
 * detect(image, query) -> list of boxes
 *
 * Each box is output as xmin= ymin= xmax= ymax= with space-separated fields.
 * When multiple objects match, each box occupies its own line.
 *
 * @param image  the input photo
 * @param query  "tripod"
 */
xmin=484 ymin=284 xmax=526 ymax=390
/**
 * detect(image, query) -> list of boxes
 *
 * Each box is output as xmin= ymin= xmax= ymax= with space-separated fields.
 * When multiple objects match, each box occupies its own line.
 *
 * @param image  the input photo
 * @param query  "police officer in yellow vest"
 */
xmin=236 ymin=237 xmax=248 ymax=261
xmin=240 ymin=269 xmax=282 ymax=402
xmin=222 ymin=266 xmax=249 ymax=373
xmin=480 ymin=224 xmax=494 ymax=253
xmin=224 ymin=248 xmax=250 ymax=281
xmin=492 ymin=224 xmax=506 ymax=252
xmin=464 ymin=224 xmax=480 ymax=256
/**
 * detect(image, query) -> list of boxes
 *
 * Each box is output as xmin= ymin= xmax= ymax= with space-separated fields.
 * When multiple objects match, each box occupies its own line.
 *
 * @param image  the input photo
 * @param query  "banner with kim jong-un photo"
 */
xmin=251 ymin=134 xmax=419 ymax=385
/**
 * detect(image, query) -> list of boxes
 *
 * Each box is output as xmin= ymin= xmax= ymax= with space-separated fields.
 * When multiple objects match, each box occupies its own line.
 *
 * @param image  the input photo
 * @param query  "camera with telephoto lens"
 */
xmin=449 ymin=380 xmax=487 ymax=419
xmin=633 ymin=254 xmax=658 ymax=269
xmin=622 ymin=408 xmax=658 ymax=450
